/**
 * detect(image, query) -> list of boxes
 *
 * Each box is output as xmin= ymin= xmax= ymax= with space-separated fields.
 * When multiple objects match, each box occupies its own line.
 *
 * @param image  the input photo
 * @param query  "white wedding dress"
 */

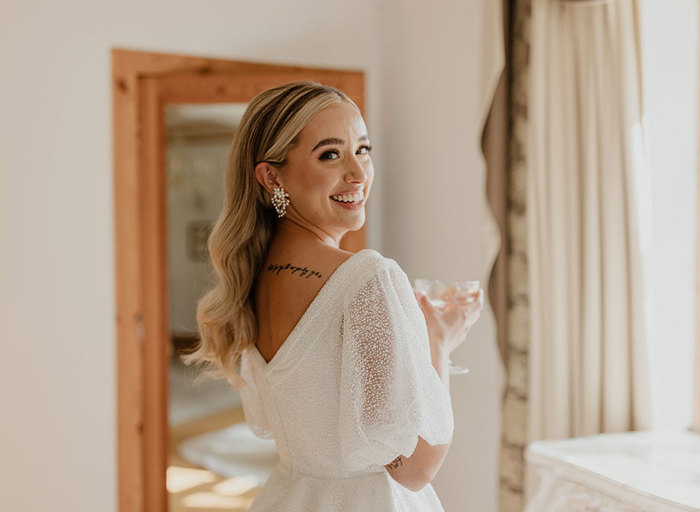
xmin=239 ymin=248 xmax=454 ymax=511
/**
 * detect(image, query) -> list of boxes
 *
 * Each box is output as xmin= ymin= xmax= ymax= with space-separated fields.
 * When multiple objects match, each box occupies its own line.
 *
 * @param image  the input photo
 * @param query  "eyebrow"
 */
xmin=311 ymin=134 xmax=369 ymax=153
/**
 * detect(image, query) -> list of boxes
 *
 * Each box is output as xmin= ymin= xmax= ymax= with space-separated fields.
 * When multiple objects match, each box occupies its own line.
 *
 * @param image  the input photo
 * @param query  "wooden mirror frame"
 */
xmin=112 ymin=48 xmax=367 ymax=512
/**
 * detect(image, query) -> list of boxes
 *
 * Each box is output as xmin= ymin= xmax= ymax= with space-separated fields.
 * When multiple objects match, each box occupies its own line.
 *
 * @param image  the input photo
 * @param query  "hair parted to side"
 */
xmin=180 ymin=81 xmax=358 ymax=390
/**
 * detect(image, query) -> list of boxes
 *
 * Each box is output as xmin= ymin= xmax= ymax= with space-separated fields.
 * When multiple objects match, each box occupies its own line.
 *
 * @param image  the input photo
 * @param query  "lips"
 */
xmin=330 ymin=196 xmax=365 ymax=205
xmin=329 ymin=189 xmax=365 ymax=204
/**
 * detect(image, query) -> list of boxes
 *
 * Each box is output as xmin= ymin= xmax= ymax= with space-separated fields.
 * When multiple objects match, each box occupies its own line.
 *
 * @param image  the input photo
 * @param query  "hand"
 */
xmin=413 ymin=288 xmax=484 ymax=355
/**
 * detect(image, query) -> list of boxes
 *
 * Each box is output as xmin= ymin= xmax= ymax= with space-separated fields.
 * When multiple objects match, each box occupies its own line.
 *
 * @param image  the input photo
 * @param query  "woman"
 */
xmin=182 ymin=81 xmax=484 ymax=511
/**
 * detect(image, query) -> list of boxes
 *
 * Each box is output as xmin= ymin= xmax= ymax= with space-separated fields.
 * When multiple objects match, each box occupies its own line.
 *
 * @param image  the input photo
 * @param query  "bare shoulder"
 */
xmin=317 ymin=246 xmax=356 ymax=269
xmin=293 ymin=246 xmax=356 ymax=282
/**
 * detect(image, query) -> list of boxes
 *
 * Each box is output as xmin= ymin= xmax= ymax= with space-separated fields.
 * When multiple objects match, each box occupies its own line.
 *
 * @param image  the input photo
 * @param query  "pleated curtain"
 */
xmin=527 ymin=0 xmax=652 ymax=441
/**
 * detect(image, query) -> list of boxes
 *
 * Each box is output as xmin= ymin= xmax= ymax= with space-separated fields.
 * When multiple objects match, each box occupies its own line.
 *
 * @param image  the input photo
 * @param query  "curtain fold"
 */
xmin=481 ymin=2 xmax=532 ymax=510
xmin=483 ymin=0 xmax=510 ymax=373
xmin=527 ymin=0 xmax=651 ymax=441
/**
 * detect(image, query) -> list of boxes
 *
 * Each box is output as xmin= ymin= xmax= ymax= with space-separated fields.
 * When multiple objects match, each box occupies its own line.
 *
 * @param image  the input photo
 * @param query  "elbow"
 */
xmin=410 ymin=445 xmax=451 ymax=492
xmin=410 ymin=454 xmax=450 ymax=492
xmin=415 ymin=466 xmax=439 ymax=492
xmin=407 ymin=480 xmax=429 ymax=493
xmin=385 ymin=463 xmax=430 ymax=493
xmin=386 ymin=437 xmax=452 ymax=493
xmin=396 ymin=467 xmax=434 ymax=493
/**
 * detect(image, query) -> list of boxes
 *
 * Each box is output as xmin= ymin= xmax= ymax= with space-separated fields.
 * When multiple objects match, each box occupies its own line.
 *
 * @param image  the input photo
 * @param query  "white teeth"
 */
xmin=331 ymin=192 xmax=363 ymax=204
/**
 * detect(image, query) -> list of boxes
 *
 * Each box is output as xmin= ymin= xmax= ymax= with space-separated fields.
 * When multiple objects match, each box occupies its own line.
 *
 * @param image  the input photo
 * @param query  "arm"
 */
xmin=384 ymin=345 xmax=452 ymax=492
xmin=338 ymin=262 xmax=455 ymax=484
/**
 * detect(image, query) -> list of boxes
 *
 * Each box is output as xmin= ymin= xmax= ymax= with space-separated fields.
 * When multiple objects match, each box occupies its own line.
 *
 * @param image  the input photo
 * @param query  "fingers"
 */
xmin=449 ymin=289 xmax=484 ymax=307
xmin=420 ymin=293 xmax=438 ymax=314
xmin=465 ymin=289 xmax=485 ymax=312
xmin=413 ymin=290 xmax=437 ymax=315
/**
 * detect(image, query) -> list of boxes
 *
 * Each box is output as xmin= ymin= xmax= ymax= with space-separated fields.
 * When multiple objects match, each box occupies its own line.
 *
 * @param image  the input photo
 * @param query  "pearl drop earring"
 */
xmin=271 ymin=186 xmax=290 ymax=218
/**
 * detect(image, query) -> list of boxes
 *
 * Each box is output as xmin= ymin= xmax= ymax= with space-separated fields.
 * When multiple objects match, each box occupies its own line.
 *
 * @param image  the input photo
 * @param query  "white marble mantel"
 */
xmin=523 ymin=430 xmax=700 ymax=512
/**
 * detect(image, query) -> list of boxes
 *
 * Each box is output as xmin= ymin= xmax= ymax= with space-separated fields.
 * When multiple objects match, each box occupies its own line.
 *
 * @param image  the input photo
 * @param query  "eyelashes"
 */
xmin=320 ymin=144 xmax=373 ymax=161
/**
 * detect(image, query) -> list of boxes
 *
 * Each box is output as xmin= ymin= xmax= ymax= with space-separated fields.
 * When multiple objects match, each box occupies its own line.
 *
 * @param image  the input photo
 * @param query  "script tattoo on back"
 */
xmin=387 ymin=455 xmax=403 ymax=470
xmin=266 ymin=263 xmax=323 ymax=279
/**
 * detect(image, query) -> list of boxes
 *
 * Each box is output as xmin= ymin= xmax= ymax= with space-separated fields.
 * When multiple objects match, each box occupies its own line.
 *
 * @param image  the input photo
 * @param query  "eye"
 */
xmin=357 ymin=144 xmax=372 ymax=155
xmin=319 ymin=150 xmax=340 ymax=161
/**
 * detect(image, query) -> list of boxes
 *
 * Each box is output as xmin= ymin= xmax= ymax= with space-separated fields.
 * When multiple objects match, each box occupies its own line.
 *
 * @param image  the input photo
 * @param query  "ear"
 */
xmin=254 ymin=162 xmax=282 ymax=194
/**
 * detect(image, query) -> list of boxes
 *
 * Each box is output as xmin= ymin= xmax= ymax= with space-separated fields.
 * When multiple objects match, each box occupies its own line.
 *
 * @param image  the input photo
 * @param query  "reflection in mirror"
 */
xmin=165 ymin=103 xmax=244 ymax=360
xmin=165 ymin=103 xmax=275 ymax=510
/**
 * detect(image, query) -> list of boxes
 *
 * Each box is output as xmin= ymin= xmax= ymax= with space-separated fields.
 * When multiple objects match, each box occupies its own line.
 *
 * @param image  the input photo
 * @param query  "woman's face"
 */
xmin=257 ymin=101 xmax=374 ymax=244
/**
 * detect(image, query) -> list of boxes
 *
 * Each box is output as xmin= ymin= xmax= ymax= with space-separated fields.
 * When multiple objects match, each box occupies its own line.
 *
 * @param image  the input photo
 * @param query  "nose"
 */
xmin=345 ymin=153 xmax=369 ymax=185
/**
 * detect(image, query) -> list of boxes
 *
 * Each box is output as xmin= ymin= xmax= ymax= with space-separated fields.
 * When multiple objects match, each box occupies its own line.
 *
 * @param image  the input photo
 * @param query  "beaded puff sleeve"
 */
xmin=338 ymin=257 xmax=454 ymax=473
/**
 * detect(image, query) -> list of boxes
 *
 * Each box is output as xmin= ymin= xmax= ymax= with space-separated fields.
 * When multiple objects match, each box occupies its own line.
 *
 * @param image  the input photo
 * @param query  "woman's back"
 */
xmin=252 ymin=245 xmax=353 ymax=364
xmin=239 ymin=248 xmax=454 ymax=511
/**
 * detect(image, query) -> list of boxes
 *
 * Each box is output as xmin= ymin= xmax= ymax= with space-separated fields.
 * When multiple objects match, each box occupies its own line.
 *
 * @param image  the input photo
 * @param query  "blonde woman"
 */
xmin=182 ymin=81 xmax=483 ymax=511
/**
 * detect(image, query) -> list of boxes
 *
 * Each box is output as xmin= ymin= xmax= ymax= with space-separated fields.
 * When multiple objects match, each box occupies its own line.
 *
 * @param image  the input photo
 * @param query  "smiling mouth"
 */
xmin=330 ymin=197 xmax=365 ymax=206
xmin=331 ymin=197 xmax=364 ymax=205
xmin=329 ymin=190 xmax=366 ymax=205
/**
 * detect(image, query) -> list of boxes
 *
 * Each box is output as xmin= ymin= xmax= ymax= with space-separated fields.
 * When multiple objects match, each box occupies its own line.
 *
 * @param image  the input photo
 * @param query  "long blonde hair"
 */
xmin=180 ymin=81 xmax=357 ymax=390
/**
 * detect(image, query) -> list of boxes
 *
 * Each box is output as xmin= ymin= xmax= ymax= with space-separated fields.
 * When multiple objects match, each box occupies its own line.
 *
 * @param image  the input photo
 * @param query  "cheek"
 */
xmin=365 ymin=167 xmax=375 ymax=189
xmin=295 ymin=174 xmax=335 ymax=203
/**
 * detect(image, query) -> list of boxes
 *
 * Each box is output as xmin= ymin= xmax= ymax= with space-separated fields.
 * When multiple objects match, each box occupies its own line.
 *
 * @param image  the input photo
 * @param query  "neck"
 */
xmin=273 ymin=217 xmax=342 ymax=249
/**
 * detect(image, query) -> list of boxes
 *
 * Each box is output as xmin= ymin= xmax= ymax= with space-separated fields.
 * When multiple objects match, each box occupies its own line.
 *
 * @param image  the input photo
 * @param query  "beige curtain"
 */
xmin=481 ymin=1 xmax=535 ymax=510
xmin=527 ymin=0 xmax=651 ymax=441
xmin=482 ymin=0 xmax=509 ymax=369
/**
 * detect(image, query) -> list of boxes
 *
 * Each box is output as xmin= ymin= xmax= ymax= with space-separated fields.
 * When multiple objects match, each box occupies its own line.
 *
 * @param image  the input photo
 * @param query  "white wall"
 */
xmin=0 ymin=0 xmax=500 ymax=510
xmin=639 ymin=0 xmax=698 ymax=430
xmin=375 ymin=1 xmax=502 ymax=511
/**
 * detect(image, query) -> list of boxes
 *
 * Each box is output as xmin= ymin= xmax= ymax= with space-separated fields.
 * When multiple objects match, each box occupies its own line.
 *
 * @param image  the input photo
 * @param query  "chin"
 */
xmin=332 ymin=217 xmax=365 ymax=235
xmin=346 ymin=216 xmax=366 ymax=232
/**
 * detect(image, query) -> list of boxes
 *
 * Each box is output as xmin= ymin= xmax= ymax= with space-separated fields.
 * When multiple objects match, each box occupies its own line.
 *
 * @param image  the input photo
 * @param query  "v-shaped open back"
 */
xmin=252 ymin=248 xmax=372 ymax=369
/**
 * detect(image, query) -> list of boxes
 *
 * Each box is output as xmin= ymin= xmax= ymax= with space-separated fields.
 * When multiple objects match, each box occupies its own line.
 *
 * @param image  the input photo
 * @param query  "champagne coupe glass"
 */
xmin=413 ymin=278 xmax=482 ymax=375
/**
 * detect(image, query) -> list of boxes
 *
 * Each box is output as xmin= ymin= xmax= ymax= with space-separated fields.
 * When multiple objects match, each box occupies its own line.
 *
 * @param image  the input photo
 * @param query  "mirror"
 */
xmin=165 ymin=103 xmax=276 ymax=510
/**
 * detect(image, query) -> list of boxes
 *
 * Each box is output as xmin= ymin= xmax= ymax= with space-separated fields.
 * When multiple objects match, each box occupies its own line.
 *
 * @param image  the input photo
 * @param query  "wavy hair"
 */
xmin=180 ymin=81 xmax=357 ymax=390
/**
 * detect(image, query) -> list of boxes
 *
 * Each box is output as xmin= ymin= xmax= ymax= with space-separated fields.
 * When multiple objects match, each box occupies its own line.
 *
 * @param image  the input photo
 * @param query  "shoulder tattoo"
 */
xmin=266 ymin=262 xmax=323 ymax=279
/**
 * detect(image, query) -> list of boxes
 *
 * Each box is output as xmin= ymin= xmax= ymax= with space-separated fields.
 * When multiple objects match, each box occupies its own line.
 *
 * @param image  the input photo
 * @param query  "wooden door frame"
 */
xmin=112 ymin=48 xmax=366 ymax=512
